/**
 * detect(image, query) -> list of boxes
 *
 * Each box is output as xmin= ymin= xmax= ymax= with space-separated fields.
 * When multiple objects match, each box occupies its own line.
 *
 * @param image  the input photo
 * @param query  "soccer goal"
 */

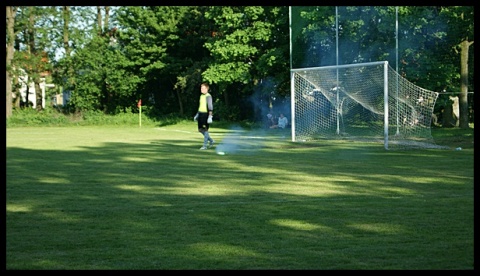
xmin=290 ymin=61 xmax=444 ymax=150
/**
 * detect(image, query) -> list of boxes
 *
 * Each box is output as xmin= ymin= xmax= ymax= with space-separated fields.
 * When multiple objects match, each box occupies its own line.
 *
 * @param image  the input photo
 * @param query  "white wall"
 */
xmin=15 ymin=69 xmax=54 ymax=108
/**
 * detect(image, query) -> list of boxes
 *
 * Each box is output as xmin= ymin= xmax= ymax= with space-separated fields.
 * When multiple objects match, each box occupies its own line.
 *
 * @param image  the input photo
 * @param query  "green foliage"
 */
xmin=67 ymin=35 xmax=142 ymax=114
xmin=291 ymin=6 xmax=474 ymax=127
xmin=213 ymin=100 xmax=240 ymax=121
xmin=203 ymin=6 xmax=289 ymax=92
xmin=80 ymin=110 xmax=133 ymax=125
xmin=116 ymin=6 xmax=174 ymax=72
xmin=7 ymin=107 xmax=70 ymax=126
xmin=6 ymin=107 xmax=158 ymax=127
xmin=8 ymin=6 xmax=474 ymax=125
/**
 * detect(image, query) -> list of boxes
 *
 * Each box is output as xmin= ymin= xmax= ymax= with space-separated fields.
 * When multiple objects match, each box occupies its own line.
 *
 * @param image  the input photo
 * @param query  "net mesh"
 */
xmin=292 ymin=62 xmax=446 ymax=150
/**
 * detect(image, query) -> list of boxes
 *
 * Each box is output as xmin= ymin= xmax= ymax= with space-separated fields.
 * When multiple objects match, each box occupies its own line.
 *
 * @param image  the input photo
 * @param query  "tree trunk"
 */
xmin=6 ymin=70 xmax=12 ymax=118
xmin=458 ymin=39 xmax=473 ymax=129
xmin=28 ymin=7 xmax=43 ymax=111
xmin=6 ymin=6 xmax=16 ymax=118
xmin=104 ymin=6 xmax=110 ymax=30
xmin=220 ymin=83 xmax=228 ymax=107
xmin=63 ymin=6 xmax=75 ymax=90
xmin=176 ymin=88 xmax=184 ymax=116
xmin=63 ymin=7 xmax=71 ymax=57
xmin=35 ymin=82 xmax=43 ymax=111
xmin=97 ymin=6 xmax=103 ymax=36
xmin=442 ymin=99 xmax=457 ymax=128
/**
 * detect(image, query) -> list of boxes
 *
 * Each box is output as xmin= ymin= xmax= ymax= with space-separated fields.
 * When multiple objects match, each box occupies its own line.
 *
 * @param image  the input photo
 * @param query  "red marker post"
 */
xmin=137 ymin=99 xmax=142 ymax=127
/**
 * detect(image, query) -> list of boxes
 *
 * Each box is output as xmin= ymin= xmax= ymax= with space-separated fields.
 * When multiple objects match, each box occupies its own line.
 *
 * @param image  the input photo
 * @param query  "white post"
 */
xmin=41 ymin=78 xmax=46 ymax=109
xmin=290 ymin=73 xmax=296 ymax=142
xmin=335 ymin=6 xmax=340 ymax=135
xmin=384 ymin=61 xmax=389 ymax=150
xmin=289 ymin=6 xmax=295 ymax=142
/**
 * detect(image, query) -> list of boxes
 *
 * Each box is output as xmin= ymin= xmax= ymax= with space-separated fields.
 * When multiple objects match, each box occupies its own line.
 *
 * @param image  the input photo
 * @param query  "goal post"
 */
xmin=290 ymin=61 xmax=444 ymax=150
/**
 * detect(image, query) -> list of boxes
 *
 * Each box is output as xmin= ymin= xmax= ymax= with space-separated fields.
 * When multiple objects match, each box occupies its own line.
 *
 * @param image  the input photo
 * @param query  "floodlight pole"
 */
xmin=395 ymin=6 xmax=400 ymax=135
xmin=335 ymin=6 xmax=340 ymax=135
xmin=289 ymin=6 xmax=296 ymax=142
xmin=384 ymin=61 xmax=389 ymax=150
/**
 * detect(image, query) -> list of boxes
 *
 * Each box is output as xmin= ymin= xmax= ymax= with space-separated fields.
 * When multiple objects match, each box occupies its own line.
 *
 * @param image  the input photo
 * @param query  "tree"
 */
xmin=6 ymin=6 xmax=16 ymax=118
xmin=114 ymin=6 xmax=213 ymax=117
xmin=115 ymin=6 xmax=170 ymax=114
xmin=202 ymin=6 xmax=290 ymax=119
xmin=442 ymin=6 xmax=474 ymax=128
xmin=291 ymin=6 xmax=325 ymax=69
xmin=22 ymin=7 xmax=55 ymax=110
xmin=54 ymin=6 xmax=99 ymax=103
xmin=8 ymin=7 xmax=58 ymax=110
xmin=156 ymin=6 xmax=213 ymax=116
xmin=7 ymin=6 xmax=472 ymax=124
xmin=65 ymin=25 xmax=140 ymax=113
xmin=291 ymin=6 xmax=474 ymax=127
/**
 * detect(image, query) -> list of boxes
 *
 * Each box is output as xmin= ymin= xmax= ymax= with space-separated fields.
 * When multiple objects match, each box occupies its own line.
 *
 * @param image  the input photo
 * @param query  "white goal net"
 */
xmin=291 ymin=61 xmax=445 ymax=150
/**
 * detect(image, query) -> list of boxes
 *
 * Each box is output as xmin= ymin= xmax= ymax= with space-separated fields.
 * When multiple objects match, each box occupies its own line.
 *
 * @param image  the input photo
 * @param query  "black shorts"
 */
xmin=197 ymin=112 xmax=210 ymax=131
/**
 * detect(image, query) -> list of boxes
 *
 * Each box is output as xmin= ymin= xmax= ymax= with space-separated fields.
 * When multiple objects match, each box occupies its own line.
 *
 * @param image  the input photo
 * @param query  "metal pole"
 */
xmin=395 ymin=6 xmax=400 ymax=135
xmin=335 ymin=6 xmax=340 ymax=135
xmin=289 ymin=6 xmax=295 ymax=141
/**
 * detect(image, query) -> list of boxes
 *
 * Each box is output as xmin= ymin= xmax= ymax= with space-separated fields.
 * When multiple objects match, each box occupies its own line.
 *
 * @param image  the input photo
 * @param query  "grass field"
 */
xmin=6 ymin=122 xmax=474 ymax=270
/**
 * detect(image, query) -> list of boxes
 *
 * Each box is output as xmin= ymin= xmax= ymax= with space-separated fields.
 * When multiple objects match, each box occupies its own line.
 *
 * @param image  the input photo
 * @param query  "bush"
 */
xmin=213 ymin=101 xmax=240 ymax=121
xmin=6 ymin=107 xmax=158 ymax=127
xmin=7 ymin=107 xmax=70 ymax=127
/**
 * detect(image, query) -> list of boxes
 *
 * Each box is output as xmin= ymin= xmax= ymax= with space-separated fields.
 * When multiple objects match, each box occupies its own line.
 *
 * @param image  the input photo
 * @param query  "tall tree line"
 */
xmin=6 ymin=6 xmax=474 ymax=128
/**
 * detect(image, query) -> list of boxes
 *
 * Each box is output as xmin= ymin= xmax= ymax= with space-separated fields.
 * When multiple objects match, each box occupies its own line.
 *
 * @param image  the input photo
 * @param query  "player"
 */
xmin=194 ymin=82 xmax=215 ymax=150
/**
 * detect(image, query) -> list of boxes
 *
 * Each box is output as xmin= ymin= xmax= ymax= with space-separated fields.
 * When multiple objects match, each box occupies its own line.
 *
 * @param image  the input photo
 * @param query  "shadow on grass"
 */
xmin=6 ymin=134 xmax=474 ymax=270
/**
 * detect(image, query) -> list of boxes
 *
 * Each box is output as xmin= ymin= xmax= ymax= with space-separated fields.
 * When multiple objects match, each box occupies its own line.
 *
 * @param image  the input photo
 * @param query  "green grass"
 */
xmin=6 ymin=122 xmax=474 ymax=270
